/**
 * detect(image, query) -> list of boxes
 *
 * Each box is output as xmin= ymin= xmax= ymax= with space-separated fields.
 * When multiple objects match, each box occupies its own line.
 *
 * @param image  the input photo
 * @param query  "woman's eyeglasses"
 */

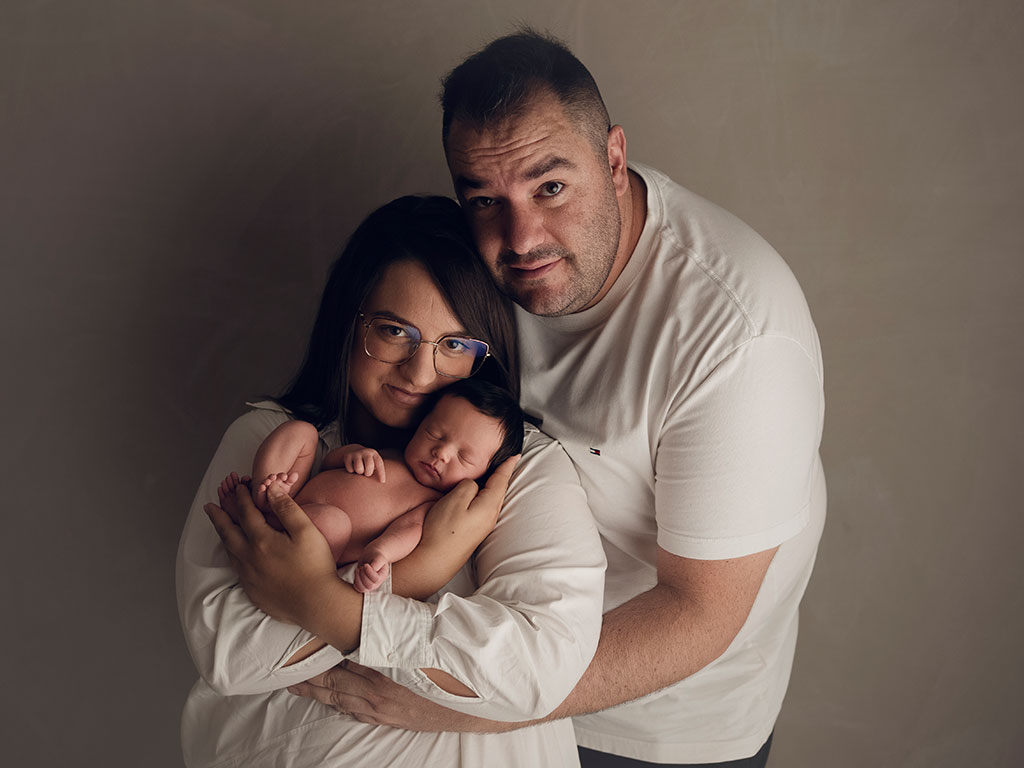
xmin=358 ymin=314 xmax=490 ymax=379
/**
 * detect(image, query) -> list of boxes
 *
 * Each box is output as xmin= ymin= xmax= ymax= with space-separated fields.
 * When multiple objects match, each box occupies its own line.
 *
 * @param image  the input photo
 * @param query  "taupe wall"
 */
xmin=3 ymin=2 xmax=1022 ymax=766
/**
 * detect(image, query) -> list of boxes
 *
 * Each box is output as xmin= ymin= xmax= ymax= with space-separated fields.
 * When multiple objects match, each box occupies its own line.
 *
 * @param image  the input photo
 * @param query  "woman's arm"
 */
xmin=207 ymin=457 xmax=519 ymax=677
xmin=190 ymin=416 xmax=605 ymax=718
xmin=175 ymin=406 xmax=348 ymax=696
xmin=344 ymin=429 xmax=606 ymax=722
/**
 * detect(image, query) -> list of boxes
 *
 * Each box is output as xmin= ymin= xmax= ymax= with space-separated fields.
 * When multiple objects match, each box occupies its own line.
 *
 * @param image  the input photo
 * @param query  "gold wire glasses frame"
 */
xmin=358 ymin=313 xmax=490 ymax=379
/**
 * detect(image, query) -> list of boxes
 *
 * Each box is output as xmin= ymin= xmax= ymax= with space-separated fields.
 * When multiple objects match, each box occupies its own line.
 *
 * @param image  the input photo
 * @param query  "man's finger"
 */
xmin=338 ymin=659 xmax=381 ymax=681
xmin=285 ymin=680 xmax=353 ymax=713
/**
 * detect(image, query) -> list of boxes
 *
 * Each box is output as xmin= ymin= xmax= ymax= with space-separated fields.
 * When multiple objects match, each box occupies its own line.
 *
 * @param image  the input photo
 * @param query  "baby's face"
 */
xmin=404 ymin=394 xmax=505 ymax=491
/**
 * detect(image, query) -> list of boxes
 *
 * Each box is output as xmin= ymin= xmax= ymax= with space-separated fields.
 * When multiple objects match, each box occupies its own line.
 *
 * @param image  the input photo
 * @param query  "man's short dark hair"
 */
xmin=440 ymin=28 xmax=611 ymax=156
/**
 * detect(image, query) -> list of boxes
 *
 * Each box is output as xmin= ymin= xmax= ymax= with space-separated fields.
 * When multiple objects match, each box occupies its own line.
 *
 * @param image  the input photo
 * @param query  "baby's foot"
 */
xmin=254 ymin=471 xmax=299 ymax=514
xmin=217 ymin=472 xmax=249 ymax=523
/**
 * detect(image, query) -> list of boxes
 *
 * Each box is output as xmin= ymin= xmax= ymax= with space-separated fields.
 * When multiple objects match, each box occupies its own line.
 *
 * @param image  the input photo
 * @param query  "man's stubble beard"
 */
xmin=499 ymin=176 xmax=622 ymax=317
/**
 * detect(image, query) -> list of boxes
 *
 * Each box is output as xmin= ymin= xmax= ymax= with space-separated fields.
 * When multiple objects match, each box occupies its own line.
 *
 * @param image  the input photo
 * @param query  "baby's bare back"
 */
xmin=295 ymin=457 xmax=440 ymax=561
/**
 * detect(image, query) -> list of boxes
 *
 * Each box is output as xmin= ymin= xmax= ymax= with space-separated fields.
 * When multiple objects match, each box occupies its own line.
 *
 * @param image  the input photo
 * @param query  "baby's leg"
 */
xmin=301 ymin=502 xmax=353 ymax=564
xmin=252 ymin=420 xmax=319 ymax=514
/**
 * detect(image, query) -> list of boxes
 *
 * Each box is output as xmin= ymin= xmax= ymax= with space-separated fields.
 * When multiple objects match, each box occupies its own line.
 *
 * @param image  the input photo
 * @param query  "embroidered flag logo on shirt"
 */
xmin=589 ymin=448 xmax=601 ymax=456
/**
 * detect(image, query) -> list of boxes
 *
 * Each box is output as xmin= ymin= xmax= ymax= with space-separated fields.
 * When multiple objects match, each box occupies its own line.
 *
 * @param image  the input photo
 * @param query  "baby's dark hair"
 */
xmin=432 ymin=378 xmax=524 ymax=483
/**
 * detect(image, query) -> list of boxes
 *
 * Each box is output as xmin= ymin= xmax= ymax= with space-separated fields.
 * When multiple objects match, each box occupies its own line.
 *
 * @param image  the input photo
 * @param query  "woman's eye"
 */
xmin=377 ymin=323 xmax=409 ymax=339
xmin=442 ymin=337 xmax=469 ymax=353
xmin=539 ymin=181 xmax=564 ymax=197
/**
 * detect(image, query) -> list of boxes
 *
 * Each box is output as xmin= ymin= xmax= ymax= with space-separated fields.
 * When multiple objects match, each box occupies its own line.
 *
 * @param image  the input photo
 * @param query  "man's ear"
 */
xmin=607 ymin=125 xmax=629 ymax=196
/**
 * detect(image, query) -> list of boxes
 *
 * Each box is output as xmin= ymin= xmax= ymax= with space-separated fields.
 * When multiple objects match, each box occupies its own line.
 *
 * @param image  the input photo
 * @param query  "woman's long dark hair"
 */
xmin=275 ymin=195 xmax=519 ymax=441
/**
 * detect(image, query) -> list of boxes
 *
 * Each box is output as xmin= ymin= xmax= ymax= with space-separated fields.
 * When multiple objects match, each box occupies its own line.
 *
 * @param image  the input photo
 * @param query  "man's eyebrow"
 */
xmin=523 ymin=156 xmax=576 ymax=180
xmin=453 ymin=156 xmax=577 ymax=194
xmin=453 ymin=174 xmax=484 ymax=192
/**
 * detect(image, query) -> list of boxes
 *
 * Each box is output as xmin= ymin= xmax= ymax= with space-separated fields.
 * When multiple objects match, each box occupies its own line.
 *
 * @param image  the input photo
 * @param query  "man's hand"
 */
xmin=204 ymin=481 xmax=342 ymax=629
xmin=286 ymin=661 xmax=516 ymax=733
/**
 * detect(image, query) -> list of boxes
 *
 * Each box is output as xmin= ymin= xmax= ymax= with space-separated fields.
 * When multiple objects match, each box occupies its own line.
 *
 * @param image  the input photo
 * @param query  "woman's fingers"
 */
xmin=477 ymin=454 xmax=519 ymax=499
xmin=204 ymin=502 xmax=248 ymax=555
xmin=232 ymin=480 xmax=270 ymax=534
xmin=467 ymin=453 xmax=520 ymax=521
xmin=265 ymin=481 xmax=313 ymax=536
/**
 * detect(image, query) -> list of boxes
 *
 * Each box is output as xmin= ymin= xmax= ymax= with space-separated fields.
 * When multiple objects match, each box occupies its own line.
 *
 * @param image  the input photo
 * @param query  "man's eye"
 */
xmin=539 ymin=181 xmax=564 ymax=197
xmin=468 ymin=196 xmax=495 ymax=209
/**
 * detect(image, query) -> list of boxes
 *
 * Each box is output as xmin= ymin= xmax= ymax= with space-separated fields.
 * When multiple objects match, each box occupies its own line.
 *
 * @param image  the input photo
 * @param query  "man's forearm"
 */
xmin=547 ymin=546 xmax=778 ymax=720
xmin=545 ymin=583 xmax=731 ymax=720
xmin=439 ymin=583 xmax=737 ymax=733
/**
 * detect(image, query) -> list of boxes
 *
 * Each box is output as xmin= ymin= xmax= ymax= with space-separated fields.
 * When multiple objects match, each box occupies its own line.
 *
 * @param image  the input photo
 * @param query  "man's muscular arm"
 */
xmin=545 ymin=545 xmax=777 ymax=719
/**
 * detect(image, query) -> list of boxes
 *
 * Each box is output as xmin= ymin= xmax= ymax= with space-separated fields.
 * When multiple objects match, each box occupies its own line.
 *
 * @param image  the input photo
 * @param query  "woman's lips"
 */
xmin=386 ymin=385 xmax=426 ymax=406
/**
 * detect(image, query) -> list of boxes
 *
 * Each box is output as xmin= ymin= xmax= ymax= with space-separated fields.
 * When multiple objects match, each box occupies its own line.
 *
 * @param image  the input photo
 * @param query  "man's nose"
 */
xmin=503 ymin=203 xmax=545 ymax=256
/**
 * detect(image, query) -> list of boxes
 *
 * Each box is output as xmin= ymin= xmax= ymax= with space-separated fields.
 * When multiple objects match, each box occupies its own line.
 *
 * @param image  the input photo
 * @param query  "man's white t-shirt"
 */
xmin=517 ymin=163 xmax=827 ymax=763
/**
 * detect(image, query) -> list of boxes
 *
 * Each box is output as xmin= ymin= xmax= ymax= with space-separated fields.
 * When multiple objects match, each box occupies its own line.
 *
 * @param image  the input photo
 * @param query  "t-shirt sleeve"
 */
xmin=355 ymin=429 xmax=607 ymax=721
xmin=654 ymin=335 xmax=824 ymax=559
xmin=175 ymin=407 xmax=347 ymax=696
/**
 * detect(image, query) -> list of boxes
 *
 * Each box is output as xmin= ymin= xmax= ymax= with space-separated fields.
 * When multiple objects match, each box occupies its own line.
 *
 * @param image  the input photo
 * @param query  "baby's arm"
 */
xmin=352 ymin=501 xmax=430 ymax=594
xmin=250 ymin=420 xmax=319 ymax=513
xmin=322 ymin=443 xmax=387 ymax=483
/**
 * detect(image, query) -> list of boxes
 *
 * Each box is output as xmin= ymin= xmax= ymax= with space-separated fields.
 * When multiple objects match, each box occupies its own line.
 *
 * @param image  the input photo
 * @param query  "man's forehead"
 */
xmin=446 ymin=111 xmax=586 ymax=189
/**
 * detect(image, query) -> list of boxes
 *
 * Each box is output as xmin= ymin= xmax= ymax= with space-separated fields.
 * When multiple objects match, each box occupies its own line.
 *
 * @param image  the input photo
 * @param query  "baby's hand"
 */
xmin=353 ymin=552 xmax=390 ymax=593
xmin=338 ymin=444 xmax=387 ymax=483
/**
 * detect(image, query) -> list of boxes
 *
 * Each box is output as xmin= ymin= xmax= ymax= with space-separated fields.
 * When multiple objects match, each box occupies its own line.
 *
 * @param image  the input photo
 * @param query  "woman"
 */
xmin=176 ymin=196 xmax=606 ymax=767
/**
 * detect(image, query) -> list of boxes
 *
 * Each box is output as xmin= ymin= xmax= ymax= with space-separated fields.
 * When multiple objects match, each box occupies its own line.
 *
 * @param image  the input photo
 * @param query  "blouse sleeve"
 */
xmin=175 ymin=407 xmax=347 ymax=696
xmin=353 ymin=427 xmax=607 ymax=721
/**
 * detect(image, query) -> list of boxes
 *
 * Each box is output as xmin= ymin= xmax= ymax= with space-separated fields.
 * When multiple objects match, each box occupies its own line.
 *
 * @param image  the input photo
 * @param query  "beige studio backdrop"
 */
xmin=2 ymin=1 xmax=1022 ymax=766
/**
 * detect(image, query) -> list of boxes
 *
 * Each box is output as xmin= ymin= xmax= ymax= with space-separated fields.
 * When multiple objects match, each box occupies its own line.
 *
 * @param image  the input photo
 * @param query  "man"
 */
xmin=295 ymin=30 xmax=826 ymax=767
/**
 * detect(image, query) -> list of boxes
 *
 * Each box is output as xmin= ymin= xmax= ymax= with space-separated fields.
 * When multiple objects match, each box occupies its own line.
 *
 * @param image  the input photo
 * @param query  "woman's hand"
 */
xmin=392 ymin=454 xmax=519 ymax=596
xmin=204 ymin=480 xmax=343 ymax=630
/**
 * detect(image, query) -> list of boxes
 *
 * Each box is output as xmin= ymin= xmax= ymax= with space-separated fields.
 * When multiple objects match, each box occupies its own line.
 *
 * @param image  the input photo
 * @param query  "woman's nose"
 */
xmin=399 ymin=344 xmax=437 ymax=388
